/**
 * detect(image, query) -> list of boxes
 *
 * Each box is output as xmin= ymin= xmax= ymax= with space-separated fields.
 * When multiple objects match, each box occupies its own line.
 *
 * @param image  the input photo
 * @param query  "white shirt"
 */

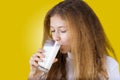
xmin=106 ymin=56 xmax=120 ymax=80
xmin=66 ymin=53 xmax=120 ymax=80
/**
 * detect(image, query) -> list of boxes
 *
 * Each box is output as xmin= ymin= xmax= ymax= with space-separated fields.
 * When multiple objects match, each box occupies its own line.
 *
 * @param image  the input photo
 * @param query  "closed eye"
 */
xmin=51 ymin=30 xmax=55 ymax=33
xmin=61 ymin=30 xmax=66 ymax=33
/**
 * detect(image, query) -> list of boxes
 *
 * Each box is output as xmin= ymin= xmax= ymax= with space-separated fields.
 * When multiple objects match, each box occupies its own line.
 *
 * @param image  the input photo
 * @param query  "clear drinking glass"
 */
xmin=38 ymin=40 xmax=61 ymax=72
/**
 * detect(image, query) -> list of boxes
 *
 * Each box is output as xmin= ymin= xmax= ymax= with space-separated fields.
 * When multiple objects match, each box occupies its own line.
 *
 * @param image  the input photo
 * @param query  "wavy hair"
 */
xmin=42 ymin=0 xmax=116 ymax=80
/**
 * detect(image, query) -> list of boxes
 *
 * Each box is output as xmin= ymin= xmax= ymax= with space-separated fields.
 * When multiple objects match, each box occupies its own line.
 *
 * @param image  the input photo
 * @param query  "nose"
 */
xmin=53 ymin=32 xmax=61 ymax=41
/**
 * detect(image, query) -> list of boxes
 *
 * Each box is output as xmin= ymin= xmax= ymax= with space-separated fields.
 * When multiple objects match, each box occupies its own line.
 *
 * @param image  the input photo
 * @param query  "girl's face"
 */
xmin=50 ymin=15 xmax=71 ymax=53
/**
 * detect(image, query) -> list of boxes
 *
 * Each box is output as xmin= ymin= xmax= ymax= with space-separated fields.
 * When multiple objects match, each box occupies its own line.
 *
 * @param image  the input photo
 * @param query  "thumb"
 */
xmin=53 ymin=58 xmax=58 ymax=63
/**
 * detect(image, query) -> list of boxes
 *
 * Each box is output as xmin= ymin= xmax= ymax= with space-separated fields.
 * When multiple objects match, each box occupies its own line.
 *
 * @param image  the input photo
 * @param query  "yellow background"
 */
xmin=0 ymin=0 xmax=120 ymax=80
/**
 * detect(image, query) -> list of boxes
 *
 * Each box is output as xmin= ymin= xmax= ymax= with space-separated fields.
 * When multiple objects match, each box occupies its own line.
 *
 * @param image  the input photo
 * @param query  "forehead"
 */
xmin=50 ymin=15 xmax=66 ymax=28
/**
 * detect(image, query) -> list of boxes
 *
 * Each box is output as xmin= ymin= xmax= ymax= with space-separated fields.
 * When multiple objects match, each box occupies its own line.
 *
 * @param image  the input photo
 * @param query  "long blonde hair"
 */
xmin=42 ymin=0 xmax=116 ymax=80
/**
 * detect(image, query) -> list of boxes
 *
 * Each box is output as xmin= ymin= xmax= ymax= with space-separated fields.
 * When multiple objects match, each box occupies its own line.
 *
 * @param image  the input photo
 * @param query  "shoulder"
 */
xmin=106 ymin=56 xmax=119 ymax=69
xmin=106 ymin=56 xmax=120 ymax=80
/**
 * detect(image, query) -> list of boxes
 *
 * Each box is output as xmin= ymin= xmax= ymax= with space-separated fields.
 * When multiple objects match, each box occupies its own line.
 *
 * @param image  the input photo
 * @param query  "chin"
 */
xmin=60 ymin=46 xmax=70 ymax=54
xmin=61 ymin=52 xmax=68 ymax=54
xmin=60 ymin=49 xmax=68 ymax=54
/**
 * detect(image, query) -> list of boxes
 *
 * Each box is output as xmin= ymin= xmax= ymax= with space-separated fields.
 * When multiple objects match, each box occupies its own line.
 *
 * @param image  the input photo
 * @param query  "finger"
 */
xmin=53 ymin=58 xmax=58 ymax=63
xmin=30 ymin=58 xmax=40 ymax=67
xmin=37 ymin=48 xmax=44 ymax=53
xmin=32 ymin=52 xmax=45 ymax=59
xmin=32 ymin=54 xmax=36 ymax=58
xmin=35 ymin=53 xmax=45 ymax=58
xmin=29 ymin=56 xmax=34 ymax=64
xmin=32 ymin=61 xmax=38 ymax=67
xmin=34 ymin=57 xmax=43 ymax=62
xmin=30 ymin=55 xmax=43 ymax=64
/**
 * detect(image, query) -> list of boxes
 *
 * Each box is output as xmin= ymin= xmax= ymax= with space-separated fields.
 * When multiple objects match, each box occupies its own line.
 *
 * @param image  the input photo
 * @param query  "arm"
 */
xmin=28 ymin=71 xmax=47 ymax=80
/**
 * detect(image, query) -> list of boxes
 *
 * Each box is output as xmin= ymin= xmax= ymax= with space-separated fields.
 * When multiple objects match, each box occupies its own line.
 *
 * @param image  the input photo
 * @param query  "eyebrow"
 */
xmin=50 ymin=26 xmax=65 ymax=28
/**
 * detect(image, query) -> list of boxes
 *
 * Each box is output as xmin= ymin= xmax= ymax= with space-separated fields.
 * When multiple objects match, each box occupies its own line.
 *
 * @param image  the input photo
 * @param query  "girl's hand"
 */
xmin=28 ymin=48 xmax=58 ymax=80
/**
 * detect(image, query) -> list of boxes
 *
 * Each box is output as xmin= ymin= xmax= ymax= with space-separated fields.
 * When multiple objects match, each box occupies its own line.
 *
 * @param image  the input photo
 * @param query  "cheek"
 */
xmin=61 ymin=34 xmax=71 ymax=45
xmin=60 ymin=37 xmax=71 ymax=53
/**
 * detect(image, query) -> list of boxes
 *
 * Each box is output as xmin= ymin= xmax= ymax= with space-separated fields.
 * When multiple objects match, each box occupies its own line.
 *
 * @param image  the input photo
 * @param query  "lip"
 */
xmin=56 ymin=41 xmax=63 ymax=45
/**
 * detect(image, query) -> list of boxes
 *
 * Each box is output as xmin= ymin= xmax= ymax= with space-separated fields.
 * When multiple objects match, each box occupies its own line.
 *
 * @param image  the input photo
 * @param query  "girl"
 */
xmin=28 ymin=0 xmax=120 ymax=80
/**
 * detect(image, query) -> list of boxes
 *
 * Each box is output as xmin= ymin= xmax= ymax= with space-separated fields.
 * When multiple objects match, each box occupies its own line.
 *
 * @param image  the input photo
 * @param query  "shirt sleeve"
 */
xmin=106 ymin=56 xmax=120 ymax=80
